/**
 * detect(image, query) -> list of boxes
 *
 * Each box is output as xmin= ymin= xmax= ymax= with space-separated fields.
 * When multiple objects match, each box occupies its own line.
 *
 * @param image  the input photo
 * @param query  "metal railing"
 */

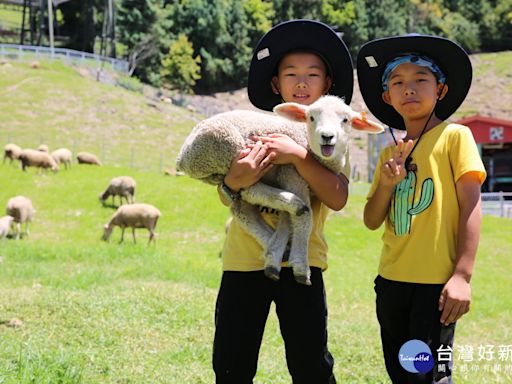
xmin=0 ymin=43 xmax=129 ymax=73
xmin=481 ymin=192 xmax=512 ymax=218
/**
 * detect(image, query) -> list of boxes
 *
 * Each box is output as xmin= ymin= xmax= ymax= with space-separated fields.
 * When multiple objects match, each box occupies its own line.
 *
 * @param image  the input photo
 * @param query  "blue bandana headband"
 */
xmin=381 ymin=54 xmax=446 ymax=91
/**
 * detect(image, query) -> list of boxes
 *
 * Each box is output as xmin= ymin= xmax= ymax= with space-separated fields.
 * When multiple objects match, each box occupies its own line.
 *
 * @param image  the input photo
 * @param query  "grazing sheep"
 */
xmin=6 ymin=196 xmax=35 ymax=240
xmin=99 ymin=176 xmax=136 ymax=206
xmin=19 ymin=149 xmax=59 ymax=172
xmin=0 ymin=215 xmax=14 ymax=239
xmin=37 ymin=144 xmax=49 ymax=153
xmin=77 ymin=152 xmax=102 ymax=166
xmin=3 ymin=143 xmax=22 ymax=165
xmin=102 ymin=203 xmax=161 ymax=245
xmin=51 ymin=148 xmax=72 ymax=170
xmin=177 ymin=95 xmax=383 ymax=284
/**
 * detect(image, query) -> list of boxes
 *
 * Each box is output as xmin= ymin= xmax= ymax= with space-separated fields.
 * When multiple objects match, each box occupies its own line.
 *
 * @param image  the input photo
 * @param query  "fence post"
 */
xmin=499 ymin=191 xmax=504 ymax=217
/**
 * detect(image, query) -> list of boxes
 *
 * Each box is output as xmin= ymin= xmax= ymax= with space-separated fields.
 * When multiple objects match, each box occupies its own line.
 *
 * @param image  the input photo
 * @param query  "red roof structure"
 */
xmin=457 ymin=115 xmax=512 ymax=144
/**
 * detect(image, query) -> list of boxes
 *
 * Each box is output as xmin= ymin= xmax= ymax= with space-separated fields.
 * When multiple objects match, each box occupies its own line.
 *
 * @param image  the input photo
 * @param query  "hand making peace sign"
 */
xmin=379 ymin=139 xmax=414 ymax=187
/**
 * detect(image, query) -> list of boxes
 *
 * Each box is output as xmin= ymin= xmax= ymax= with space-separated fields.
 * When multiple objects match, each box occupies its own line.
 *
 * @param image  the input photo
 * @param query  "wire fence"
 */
xmin=2 ymin=133 xmax=179 ymax=174
xmin=0 ymin=43 xmax=129 ymax=73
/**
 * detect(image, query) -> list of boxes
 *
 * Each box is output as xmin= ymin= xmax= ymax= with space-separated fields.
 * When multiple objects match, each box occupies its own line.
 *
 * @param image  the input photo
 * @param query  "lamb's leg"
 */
xmin=119 ymin=227 xmax=125 ymax=243
xmin=241 ymin=180 xmax=309 ymax=217
xmin=230 ymin=200 xmax=274 ymax=258
xmin=277 ymin=167 xmax=313 ymax=285
xmin=263 ymin=212 xmax=291 ymax=281
xmin=132 ymin=228 xmax=136 ymax=244
xmin=287 ymin=212 xmax=313 ymax=285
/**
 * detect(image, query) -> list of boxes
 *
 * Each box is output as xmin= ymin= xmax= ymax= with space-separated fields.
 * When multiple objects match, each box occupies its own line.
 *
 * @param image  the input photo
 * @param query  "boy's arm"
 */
xmin=293 ymin=149 xmax=348 ymax=211
xmin=439 ymin=171 xmax=482 ymax=325
xmin=364 ymin=184 xmax=396 ymax=229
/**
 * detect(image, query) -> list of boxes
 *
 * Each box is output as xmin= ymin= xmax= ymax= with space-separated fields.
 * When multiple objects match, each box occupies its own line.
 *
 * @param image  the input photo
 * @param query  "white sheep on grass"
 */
xmin=99 ymin=176 xmax=136 ymax=206
xmin=0 ymin=215 xmax=14 ymax=239
xmin=177 ymin=95 xmax=383 ymax=284
xmin=6 ymin=196 xmax=36 ymax=240
xmin=3 ymin=143 xmax=22 ymax=165
xmin=102 ymin=203 xmax=161 ymax=245
xmin=51 ymin=148 xmax=72 ymax=170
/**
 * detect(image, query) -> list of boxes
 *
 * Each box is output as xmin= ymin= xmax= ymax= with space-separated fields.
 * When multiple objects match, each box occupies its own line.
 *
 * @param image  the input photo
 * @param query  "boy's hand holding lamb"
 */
xmin=250 ymin=134 xmax=308 ymax=166
xmin=224 ymin=141 xmax=275 ymax=192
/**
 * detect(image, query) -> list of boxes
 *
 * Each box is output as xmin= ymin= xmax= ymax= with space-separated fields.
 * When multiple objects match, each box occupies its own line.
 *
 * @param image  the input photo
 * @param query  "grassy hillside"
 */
xmin=0 ymin=164 xmax=511 ymax=383
xmin=0 ymin=59 xmax=197 ymax=172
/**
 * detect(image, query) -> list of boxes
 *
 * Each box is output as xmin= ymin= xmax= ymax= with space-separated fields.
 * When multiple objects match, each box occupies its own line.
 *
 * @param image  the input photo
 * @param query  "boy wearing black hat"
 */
xmin=357 ymin=35 xmax=486 ymax=383
xmin=213 ymin=20 xmax=353 ymax=383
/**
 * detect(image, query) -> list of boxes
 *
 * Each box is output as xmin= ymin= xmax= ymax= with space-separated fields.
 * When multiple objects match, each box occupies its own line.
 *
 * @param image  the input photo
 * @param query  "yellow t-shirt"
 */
xmin=368 ymin=122 xmax=486 ymax=284
xmin=222 ymin=196 xmax=330 ymax=271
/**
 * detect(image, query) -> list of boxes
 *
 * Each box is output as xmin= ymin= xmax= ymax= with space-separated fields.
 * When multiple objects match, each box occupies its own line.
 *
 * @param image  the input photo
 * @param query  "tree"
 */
xmin=439 ymin=12 xmax=480 ymax=51
xmin=160 ymin=34 xmax=201 ymax=93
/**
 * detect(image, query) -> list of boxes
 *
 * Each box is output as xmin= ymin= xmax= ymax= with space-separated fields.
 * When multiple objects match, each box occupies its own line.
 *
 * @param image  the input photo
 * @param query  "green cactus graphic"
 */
xmin=391 ymin=171 xmax=434 ymax=236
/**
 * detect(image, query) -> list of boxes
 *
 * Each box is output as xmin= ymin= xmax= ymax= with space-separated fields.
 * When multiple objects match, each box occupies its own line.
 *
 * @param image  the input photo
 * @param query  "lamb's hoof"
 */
xmin=294 ymin=274 xmax=312 ymax=286
xmin=296 ymin=205 xmax=310 ymax=216
xmin=264 ymin=266 xmax=280 ymax=281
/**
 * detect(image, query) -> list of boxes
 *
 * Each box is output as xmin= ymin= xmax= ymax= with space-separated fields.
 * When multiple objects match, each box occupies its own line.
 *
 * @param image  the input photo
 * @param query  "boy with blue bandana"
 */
xmin=357 ymin=35 xmax=486 ymax=383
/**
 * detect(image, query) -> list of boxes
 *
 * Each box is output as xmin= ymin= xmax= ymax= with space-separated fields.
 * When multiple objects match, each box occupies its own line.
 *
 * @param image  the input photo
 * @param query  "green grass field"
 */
xmin=1 ymin=164 xmax=511 ymax=383
xmin=0 ymin=59 xmax=195 ymax=173
xmin=1 ymin=54 xmax=511 ymax=383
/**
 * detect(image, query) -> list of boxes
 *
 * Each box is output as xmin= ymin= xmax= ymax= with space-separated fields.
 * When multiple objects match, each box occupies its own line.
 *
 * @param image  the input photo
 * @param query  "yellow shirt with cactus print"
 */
xmin=368 ymin=122 xmax=486 ymax=284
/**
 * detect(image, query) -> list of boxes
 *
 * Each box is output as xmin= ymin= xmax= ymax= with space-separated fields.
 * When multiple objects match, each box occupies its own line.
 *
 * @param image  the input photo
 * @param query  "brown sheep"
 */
xmin=99 ymin=176 xmax=136 ymax=206
xmin=77 ymin=152 xmax=102 ymax=166
xmin=19 ymin=149 xmax=59 ymax=172
xmin=102 ymin=203 xmax=161 ymax=245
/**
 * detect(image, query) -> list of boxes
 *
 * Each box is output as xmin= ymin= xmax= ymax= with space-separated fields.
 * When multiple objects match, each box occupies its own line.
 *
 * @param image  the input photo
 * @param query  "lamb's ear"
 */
xmin=351 ymin=111 xmax=384 ymax=134
xmin=273 ymin=102 xmax=308 ymax=122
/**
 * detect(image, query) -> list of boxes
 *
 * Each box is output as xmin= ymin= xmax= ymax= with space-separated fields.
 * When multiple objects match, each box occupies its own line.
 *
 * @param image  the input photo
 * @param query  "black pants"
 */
xmin=213 ymin=267 xmax=336 ymax=384
xmin=374 ymin=275 xmax=455 ymax=384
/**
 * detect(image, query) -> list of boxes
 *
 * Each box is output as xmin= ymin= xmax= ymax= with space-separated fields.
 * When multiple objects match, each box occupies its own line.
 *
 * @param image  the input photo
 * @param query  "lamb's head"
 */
xmin=274 ymin=95 xmax=384 ymax=161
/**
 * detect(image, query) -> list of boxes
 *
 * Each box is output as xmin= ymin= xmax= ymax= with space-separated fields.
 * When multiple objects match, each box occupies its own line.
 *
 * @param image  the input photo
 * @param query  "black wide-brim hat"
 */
xmin=357 ymin=34 xmax=472 ymax=130
xmin=248 ymin=19 xmax=353 ymax=111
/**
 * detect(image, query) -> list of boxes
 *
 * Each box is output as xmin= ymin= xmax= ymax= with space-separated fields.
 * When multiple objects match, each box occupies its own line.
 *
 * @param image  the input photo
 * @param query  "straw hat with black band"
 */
xmin=248 ymin=19 xmax=354 ymax=111
xmin=356 ymin=34 xmax=472 ymax=131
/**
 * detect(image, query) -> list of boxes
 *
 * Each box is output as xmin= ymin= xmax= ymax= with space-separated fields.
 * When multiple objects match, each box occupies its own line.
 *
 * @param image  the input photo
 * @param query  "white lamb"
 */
xmin=0 ymin=215 xmax=14 ymax=239
xmin=3 ymin=143 xmax=22 ymax=165
xmin=102 ymin=203 xmax=161 ymax=245
xmin=177 ymin=95 xmax=383 ymax=284
xmin=51 ymin=148 xmax=72 ymax=170
xmin=6 ymin=196 xmax=36 ymax=240
xmin=19 ymin=149 xmax=59 ymax=172
xmin=99 ymin=176 xmax=136 ymax=206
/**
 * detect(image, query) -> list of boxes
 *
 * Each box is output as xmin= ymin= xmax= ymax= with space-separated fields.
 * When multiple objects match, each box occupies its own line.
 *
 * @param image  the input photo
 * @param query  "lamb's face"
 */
xmin=306 ymin=106 xmax=350 ymax=161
